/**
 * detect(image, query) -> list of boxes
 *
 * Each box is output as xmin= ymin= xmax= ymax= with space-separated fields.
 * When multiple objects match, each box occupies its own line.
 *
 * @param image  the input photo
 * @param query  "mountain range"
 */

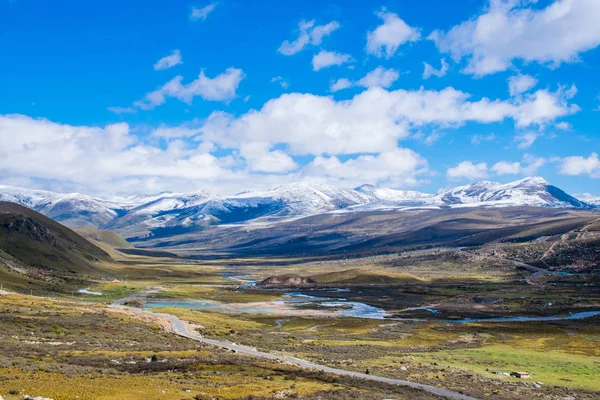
xmin=0 ymin=177 xmax=596 ymax=240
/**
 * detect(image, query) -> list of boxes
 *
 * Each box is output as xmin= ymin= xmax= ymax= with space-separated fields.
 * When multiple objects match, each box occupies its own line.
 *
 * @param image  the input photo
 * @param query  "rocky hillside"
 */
xmin=0 ymin=202 xmax=113 ymax=290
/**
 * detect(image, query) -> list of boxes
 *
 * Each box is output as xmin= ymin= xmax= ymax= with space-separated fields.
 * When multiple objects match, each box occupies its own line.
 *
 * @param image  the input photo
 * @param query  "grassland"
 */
xmin=154 ymin=303 xmax=600 ymax=399
xmin=0 ymin=292 xmax=441 ymax=400
xmin=2 ymin=211 xmax=599 ymax=400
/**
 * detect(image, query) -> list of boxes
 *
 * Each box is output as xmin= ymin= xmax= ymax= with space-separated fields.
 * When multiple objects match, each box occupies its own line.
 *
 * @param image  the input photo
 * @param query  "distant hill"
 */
xmin=75 ymin=227 xmax=133 ymax=249
xmin=0 ymin=177 xmax=595 ymax=241
xmin=0 ymin=202 xmax=113 ymax=291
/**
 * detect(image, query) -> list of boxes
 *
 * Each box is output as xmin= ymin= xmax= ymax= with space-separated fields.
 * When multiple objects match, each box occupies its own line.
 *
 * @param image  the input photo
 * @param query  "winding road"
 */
xmin=111 ymin=288 xmax=479 ymax=400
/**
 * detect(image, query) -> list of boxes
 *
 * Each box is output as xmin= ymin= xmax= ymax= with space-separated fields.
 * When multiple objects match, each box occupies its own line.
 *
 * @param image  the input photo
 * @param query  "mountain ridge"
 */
xmin=0 ymin=177 xmax=596 ymax=239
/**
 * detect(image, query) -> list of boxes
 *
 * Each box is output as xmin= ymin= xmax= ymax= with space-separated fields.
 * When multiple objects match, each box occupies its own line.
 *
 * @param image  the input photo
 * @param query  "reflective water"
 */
xmin=282 ymin=291 xmax=388 ymax=319
xmin=144 ymin=290 xmax=387 ymax=319
xmin=447 ymin=311 xmax=600 ymax=323
xmin=77 ymin=288 xmax=103 ymax=296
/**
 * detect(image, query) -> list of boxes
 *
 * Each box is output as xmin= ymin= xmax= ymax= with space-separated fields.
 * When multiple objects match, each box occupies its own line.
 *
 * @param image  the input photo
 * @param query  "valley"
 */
xmin=0 ymin=180 xmax=599 ymax=400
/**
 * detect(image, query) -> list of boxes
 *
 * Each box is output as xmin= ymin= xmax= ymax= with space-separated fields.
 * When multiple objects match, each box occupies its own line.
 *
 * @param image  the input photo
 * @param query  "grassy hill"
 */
xmin=0 ymin=202 xmax=114 ymax=291
xmin=75 ymin=226 xmax=133 ymax=249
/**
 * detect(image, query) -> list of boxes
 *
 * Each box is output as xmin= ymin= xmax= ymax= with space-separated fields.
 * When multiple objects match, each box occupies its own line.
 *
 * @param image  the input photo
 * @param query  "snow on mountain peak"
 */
xmin=0 ymin=177 xmax=594 ymax=235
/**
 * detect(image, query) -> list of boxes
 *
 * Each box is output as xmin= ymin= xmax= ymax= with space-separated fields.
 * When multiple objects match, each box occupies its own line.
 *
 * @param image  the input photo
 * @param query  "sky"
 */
xmin=0 ymin=0 xmax=599 ymax=197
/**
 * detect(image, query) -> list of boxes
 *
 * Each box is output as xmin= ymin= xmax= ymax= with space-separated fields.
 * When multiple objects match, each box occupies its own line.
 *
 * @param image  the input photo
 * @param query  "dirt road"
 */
xmin=111 ymin=288 xmax=479 ymax=400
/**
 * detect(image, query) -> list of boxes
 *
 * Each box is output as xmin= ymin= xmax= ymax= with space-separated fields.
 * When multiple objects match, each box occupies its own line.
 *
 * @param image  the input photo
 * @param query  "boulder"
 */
xmin=258 ymin=275 xmax=316 ymax=287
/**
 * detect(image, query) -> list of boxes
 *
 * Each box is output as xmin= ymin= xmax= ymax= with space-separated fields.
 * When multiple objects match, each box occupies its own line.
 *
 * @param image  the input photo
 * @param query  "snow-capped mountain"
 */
xmin=436 ymin=177 xmax=590 ymax=209
xmin=0 ymin=185 xmax=128 ymax=227
xmin=0 ymin=177 xmax=595 ymax=239
xmin=354 ymin=184 xmax=439 ymax=206
xmin=575 ymin=193 xmax=600 ymax=206
xmin=235 ymin=182 xmax=370 ymax=216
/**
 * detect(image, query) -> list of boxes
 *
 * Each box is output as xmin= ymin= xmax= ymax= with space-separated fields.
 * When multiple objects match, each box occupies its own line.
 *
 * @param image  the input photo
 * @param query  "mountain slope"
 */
xmin=0 ymin=177 xmax=595 ymax=240
xmin=0 ymin=185 xmax=129 ymax=228
xmin=0 ymin=202 xmax=113 ymax=289
xmin=437 ymin=177 xmax=590 ymax=208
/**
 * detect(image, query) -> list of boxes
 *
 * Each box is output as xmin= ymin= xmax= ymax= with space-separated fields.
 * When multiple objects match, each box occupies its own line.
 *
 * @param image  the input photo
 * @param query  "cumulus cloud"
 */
xmin=201 ymin=85 xmax=579 ymax=157
xmin=329 ymin=67 xmax=399 ymax=92
xmin=154 ymin=50 xmax=183 ymax=71
xmin=367 ymin=8 xmax=420 ymax=58
xmin=190 ymin=3 xmax=217 ymax=20
xmin=152 ymin=120 xmax=203 ymax=139
xmin=302 ymin=147 xmax=427 ymax=187
xmin=512 ymin=85 xmax=579 ymax=127
xmin=508 ymin=74 xmax=538 ymax=96
xmin=447 ymin=161 xmax=488 ymax=180
xmin=1 ymin=78 xmax=584 ymax=195
xmin=555 ymin=121 xmax=571 ymax=130
xmin=239 ymin=142 xmax=298 ymax=173
xmin=423 ymin=58 xmax=449 ymax=79
xmin=330 ymin=78 xmax=353 ymax=92
xmin=356 ymin=66 xmax=400 ymax=88
xmin=0 ymin=114 xmax=239 ymax=194
xmin=492 ymin=155 xmax=545 ymax=175
xmin=312 ymin=50 xmax=353 ymax=71
xmin=558 ymin=153 xmax=600 ymax=178
xmin=491 ymin=161 xmax=521 ymax=175
xmin=0 ymin=112 xmax=425 ymax=195
xmin=278 ymin=20 xmax=340 ymax=55
xmin=132 ymin=68 xmax=245 ymax=110
xmin=429 ymin=0 xmax=600 ymax=76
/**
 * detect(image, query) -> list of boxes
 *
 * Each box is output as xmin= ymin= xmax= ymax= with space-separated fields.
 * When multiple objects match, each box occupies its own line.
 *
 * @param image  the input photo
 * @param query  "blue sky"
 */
xmin=0 ymin=0 xmax=599 ymax=197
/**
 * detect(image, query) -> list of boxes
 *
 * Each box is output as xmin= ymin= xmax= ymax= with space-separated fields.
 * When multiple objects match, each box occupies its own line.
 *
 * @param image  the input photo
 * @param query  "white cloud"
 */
xmin=357 ymin=66 xmax=400 ymax=88
xmin=271 ymin=76 xmax=290 ymax=89
xmin=430 ymin=0 xmax=600 ymax=76
xmin=190 ymin=3 xmax=217 ymax=21
xmin=0 ymin=113 xmax=427 ymax=195
xmin=133 ymin=67 xmax=245 ymax=110
xmin=312 ymin=50 xmax=353 ymax=71
xmin=302 ymin=147 xmax=427 ymax=187
xmin=367 ymin=8 xmax=420 ymax=58
xmin=278 ymin=20 xmax=340 ymax=55
xmin=512 ymin=85 xmax=579 ymax=127
xmin=447 ymin=161 xmax=488 ymax=180
xmin=508 ymin=74 xmax=537 ymax=96
xmin=558 ymin=153 xmax=600 ymax=178
xmin=239 ymin=142 xmax=298 ymax=173
xmin=0 ymin=114 xmax=241 ymax=194
xmin=514 ymin=132 xmax=540 ymax=149
xmin=310 ymin=21 xmax=341 ymax=45
xmin=555 ymin=121 xmax=571 ymax=130
xmin=330 ymin=78 xmax=353 ymax=92
xmin=201 ymin=85 xmax=579 ymax=157
xmin=107 ymin=106 xmax=136 ymax=115
xmin=470 ymin=133 xmax=496 ymax=144
xmin=423 ymin=58 xmax=449 ymax=79
xmin=154 ymin=50 xmax=183 ymax=71
xmin=491 ymin=161 xmax=521 ymax=175
xmin=152 ymin=121 xmax=203 ymax=138
xmin=330 ymin=66 xmax=399 ymax=92
xmin=492 ymin=155 xmax=545 ymax=175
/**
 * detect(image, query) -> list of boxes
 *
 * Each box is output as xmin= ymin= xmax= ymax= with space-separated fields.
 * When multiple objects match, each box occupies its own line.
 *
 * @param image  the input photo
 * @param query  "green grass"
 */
xmin=411 ymin=344 xmax=600 ymax=391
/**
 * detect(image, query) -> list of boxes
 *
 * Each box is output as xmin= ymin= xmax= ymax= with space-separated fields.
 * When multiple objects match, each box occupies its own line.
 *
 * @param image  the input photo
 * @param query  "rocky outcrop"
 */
xmin=258 ymin=275 xmax=316 ymax=287
xmin=22 ymin=396 xmax=55 ymax=400
xmin=4 ymin=215 xmax=57 ymax=246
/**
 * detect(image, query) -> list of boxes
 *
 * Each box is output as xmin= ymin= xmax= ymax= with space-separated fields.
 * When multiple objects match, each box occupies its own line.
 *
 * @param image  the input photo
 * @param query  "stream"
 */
xmin=139 ymin=271 xmax=600 ymax=322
